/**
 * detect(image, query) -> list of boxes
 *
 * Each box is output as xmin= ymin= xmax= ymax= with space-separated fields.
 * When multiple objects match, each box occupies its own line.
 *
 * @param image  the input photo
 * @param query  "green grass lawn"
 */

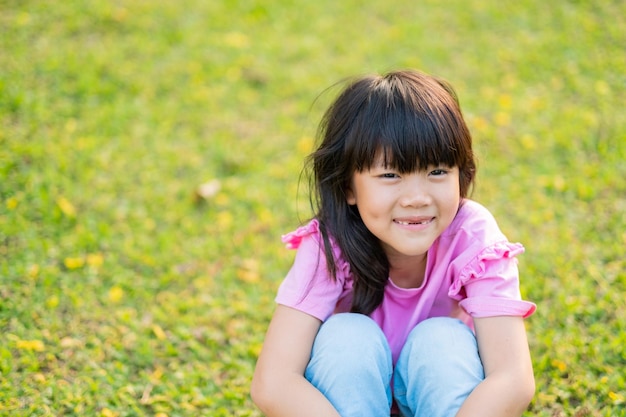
xmin=1 ymin=0 xmax=625 ymax=416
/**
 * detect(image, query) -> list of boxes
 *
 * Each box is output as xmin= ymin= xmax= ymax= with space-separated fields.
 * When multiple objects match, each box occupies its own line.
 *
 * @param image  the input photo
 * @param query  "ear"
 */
xmin=345 ymin=186 xmax=356 ymax=205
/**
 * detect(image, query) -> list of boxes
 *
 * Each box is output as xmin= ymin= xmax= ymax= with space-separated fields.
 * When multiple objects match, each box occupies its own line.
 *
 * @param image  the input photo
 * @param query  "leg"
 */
xmin=393 ymin=317 xmax=484 ymax=417
xmin=305 ymin=313 xmax=393 ymax=417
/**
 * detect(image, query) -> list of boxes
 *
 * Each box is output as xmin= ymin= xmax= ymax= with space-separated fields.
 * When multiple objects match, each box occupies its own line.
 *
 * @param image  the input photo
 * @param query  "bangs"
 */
xmin=345 ymin=74 xmax=469 ymax=173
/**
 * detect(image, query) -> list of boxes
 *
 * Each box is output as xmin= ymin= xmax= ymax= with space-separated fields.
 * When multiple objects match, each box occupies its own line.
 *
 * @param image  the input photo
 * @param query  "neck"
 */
xmin=388 ymin=253 xmax=428 ymax=289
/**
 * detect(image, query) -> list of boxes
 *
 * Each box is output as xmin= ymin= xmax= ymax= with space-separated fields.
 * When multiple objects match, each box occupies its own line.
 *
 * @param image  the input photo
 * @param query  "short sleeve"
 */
xmin=275 ymin=220 xmax=349 ymax=321
xmin=449 ymin=241 xmax=536 ymax=318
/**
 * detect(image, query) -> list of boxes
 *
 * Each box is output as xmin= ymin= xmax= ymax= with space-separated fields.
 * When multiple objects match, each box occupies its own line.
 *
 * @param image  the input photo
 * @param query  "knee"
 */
xmin=310 ymin=313 xmax=390 ymax=366
xmin=307 ymin=313 xmax=392 ymax=389
xmin=316 ymin=313 xmax=387 ymax=350
xmin=394 ymin=318 xmax=484 ymax=417
xmin=397 ymin=318 xmax=482 ymax=381
xmin=400 ymin=317 xmax=480 ymax=367
xmin=407 ymin=317 xmax=475 ymax=349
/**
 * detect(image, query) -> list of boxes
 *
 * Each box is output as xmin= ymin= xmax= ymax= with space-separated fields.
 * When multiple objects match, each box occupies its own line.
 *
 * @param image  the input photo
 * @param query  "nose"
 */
xmin=399 ymin=175 xmax=431 ymax=207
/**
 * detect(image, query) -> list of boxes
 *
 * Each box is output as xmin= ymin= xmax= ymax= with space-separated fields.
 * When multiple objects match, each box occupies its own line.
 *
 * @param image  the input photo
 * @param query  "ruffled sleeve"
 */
xmin=448 ymin=241 xmax=536 ymax=318
xmin=281 ymin=220 xmax=320 ymax=250
xmin=275 ymin=220 xmax=351 ymax=321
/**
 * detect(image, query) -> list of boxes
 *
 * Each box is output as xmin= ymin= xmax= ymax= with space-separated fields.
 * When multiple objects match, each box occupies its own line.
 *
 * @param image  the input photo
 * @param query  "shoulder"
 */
xmin=441 ymin=199 xmax=506 ymax=245
xmin=280 ymin=219 xmax=328 ymax=276
xmin=282 ymin=219 xmax=349 ymax=272
xmin=281 ymin=219 xmax=323 ymax=250
xmin=442 ymin=202 xmax=533 ymax=317
xmin=277 ymin=219 xmax=352 ymax=321
xmin=453 ymin=199 xmax=498 ymax=228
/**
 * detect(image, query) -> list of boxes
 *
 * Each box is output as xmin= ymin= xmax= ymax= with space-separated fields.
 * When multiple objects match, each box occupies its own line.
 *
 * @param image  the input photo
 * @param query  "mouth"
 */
xmin=394 ymin=217 xmax=435 ymax=226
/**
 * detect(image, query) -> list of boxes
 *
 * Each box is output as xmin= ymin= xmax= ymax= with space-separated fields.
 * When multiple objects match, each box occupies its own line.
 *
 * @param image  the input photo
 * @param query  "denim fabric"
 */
xmin=305 ymin=313 xmax=393 ymax=417
xmin=305 ymin=314 xmax=484 ymax=417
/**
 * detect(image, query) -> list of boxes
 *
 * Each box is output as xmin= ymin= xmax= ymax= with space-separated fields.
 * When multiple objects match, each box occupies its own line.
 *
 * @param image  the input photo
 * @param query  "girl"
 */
xmin=251 ymin=70 xmax=536 ymax=417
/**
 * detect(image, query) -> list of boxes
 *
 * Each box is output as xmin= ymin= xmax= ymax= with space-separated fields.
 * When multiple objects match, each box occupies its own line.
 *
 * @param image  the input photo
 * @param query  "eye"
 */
xmin=380 ymin=172 xmax=400 ymax=179
xmin=429 ymin=168 xmax=448 ymax=176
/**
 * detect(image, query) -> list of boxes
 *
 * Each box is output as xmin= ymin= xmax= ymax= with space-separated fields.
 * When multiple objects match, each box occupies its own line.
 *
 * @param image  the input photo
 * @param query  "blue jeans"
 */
xmin=305 ymin=313 xmax=485 ymax=417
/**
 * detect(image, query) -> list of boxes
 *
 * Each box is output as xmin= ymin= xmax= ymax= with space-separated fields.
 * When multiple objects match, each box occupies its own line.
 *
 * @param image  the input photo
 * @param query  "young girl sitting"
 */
xmin=251 ymin=69 xmax=536 ymax=417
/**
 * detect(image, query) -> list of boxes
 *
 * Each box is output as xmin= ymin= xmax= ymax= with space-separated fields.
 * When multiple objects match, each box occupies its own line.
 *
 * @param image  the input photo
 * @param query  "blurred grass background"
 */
xmin=1 ymin=0 xmax=625 ymax=416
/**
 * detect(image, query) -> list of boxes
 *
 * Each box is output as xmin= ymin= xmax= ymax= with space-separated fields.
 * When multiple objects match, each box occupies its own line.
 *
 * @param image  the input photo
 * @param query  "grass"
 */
xmin=1 ymin=0 xmax=625 ymax=416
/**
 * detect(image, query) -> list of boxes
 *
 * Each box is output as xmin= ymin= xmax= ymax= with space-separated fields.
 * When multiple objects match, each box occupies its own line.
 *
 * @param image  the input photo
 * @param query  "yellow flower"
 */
xmin=16 ymin=339 xmax=45 ymax=352
xmin=86 ymin=253 xmax=104 ymax=267
xmin=216 ymin=211 xmax=233 ymax=228
xmin=64 ymin=257 xmax=84 ymax=270
xmin=297 ymin=136 xmax=314 ymax=154
xmin=46 ymin=295 xmax=59 ymax=309
xmin=494 ymin=111 xmax=511 ymax=127
xmin=470 ymin=116 xmax=489 ymax=132
xmin=609 ymin=391 xmax=625 ymax=404
xmin=497 ymin=94 xmax=512 ymax=110
xmin=152 ymin=325 xmax=167 ymax=341
xmin=56 ymin=196 xmax=77 ymax=218
xmin=520 ymin=134 xmax=536 ymax=150
xmin=237 ymin=259 xmax=260 ymax=283
xmin=150 ymin=367 xmax=164 ymax=383
xmin=5 ymin=197 xmax=18 ymax=210
xmin=28 ymin=264 xmax=40 ymax=278
xmin=108 ymin=286 xmax=124 ymax=303
xmin=551 ymin=359 xmax=567 ymax=372
xmin=100 ymin=408 xmax=118 ymax=417
xmin=32 ymin=373 xmax=46 ymax=383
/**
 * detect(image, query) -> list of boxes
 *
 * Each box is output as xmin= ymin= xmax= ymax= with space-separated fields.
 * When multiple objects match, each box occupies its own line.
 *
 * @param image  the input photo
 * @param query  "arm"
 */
xmin=456 ymin=316 xmax=535 ymax=417
xmin=251 ymin=305 xmax=341 ymax=417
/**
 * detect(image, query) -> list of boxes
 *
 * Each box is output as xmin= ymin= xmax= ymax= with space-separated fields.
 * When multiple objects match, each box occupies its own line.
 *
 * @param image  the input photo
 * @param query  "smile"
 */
xmin=394 ymin=217 xmax=435 ymax=226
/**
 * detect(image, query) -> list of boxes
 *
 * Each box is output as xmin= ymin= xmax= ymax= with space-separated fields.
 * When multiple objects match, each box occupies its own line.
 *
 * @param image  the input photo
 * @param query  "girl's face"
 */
xmin=346 ymin=156 xmax=460 ymax=264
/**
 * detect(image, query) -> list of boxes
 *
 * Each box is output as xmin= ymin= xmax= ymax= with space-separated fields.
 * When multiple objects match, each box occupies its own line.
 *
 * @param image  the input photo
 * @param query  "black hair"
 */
xmin=307 ymin=70 xmax=476 ymax=315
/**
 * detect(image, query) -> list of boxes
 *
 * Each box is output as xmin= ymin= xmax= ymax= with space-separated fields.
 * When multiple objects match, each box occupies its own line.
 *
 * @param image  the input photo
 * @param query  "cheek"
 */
xmin=436 ymin=186 xmax=461 ymax=218
xmin=354 ymin=194 xmax=388 ymax=221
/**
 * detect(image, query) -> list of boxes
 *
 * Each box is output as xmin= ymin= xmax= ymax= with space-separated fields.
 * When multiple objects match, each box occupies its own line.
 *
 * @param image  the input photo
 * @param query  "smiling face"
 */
xmin=346 ymin=157 xmax=461 ymax=264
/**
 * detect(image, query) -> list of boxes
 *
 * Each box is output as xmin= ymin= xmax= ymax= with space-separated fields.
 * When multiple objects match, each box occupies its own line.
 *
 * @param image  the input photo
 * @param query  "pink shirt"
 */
xmin=276 ymin=199 xmax=536 ymax=364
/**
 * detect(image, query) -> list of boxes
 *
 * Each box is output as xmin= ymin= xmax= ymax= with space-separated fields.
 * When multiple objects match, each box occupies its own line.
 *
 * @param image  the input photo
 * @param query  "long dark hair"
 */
xmin=307 ymin=70 xmax=476 ymax=315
